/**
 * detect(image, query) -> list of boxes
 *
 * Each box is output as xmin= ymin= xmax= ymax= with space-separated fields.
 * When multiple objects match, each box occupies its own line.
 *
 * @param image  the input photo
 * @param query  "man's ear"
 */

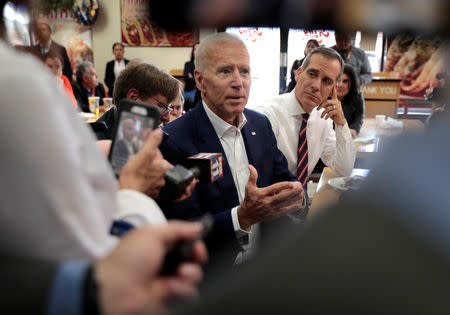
xmin=194 ymin=69 xmax=204 ymax=93
xmin=295 ymin=67 xmax=302 ymax=82
xmin=125 ymin=88 xmax=139 ymax=101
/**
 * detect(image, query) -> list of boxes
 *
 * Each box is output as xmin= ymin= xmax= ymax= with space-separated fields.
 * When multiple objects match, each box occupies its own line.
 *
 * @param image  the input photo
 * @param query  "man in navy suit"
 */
xmin=160 ymin=33 xmax=307 ymax=265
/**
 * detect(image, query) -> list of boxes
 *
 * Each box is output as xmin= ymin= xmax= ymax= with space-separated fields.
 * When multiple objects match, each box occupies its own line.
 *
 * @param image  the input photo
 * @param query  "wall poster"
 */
xmin=38 ymin=9 xmax=93 ymax=79
xmin=120 ymin=0 xmax=198 ymax=47
xmin=385 ymin=34 xmax=446 ymax=98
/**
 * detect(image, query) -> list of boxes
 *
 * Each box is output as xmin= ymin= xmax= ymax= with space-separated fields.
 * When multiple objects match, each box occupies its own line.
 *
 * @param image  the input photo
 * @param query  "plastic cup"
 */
xmin=103 ymin=97 xmax=113 ymax=110
xmin=88 ymin=96 xmax=100 ymax=115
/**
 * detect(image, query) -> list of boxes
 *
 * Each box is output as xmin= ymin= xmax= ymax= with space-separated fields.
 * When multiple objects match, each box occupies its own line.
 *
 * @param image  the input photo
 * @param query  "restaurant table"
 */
xmin=355 ymin=118 xmax=424 ymax=159
xmin=309 ymin=167 xmax=370 ymax=218
xmin=80 ymin=111 xmax=106 ymax=123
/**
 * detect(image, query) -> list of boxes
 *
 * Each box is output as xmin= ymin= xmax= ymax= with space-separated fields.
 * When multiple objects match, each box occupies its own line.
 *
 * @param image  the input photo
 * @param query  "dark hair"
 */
xmin=113 ymin=60 xmax=181 ymax=106
xmin=301 ymin=46 xmax=344 ymax=82
xmin=306 ymin=39 xmax=319 ymax=47
xmin=190 ymin=42 xmax=199 ymax=62
xmin=43 ymin=50 xmax=63 ymax=66
xmin=112 ymin=42 xmax=124 ymax=50
xmin=341 ymin=64 xmax=360 ymax=101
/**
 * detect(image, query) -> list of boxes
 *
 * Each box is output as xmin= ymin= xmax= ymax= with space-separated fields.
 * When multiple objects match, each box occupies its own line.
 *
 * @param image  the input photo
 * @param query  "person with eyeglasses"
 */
xmin=113 ymin=60 xmax=178 ymax=127
xmin=112 ymin=60 xmax=197 ymax=218
xmin=169 ymin=88 xmax=185 ymax=125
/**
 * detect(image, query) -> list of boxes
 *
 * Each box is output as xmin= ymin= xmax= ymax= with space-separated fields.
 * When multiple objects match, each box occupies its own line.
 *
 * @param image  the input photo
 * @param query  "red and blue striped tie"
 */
xmin=296 ymin=113 xmax=309 ymax=187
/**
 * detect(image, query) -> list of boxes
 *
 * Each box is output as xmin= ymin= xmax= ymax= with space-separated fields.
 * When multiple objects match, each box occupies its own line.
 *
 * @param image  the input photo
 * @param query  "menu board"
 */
xmin=120 ymin=0 xmax=198 ymax=47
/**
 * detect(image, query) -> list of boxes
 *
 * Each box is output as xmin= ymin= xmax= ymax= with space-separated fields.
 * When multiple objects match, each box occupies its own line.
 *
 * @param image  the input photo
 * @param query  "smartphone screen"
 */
xmin=109 ymin=101 xmax=159 ymax=177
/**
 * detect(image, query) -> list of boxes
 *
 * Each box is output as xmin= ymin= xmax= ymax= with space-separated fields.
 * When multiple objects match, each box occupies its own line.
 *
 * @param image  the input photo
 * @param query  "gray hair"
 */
xmin=76 ymin=61 xmax=94 ymax=83
xmin=194 ymin=32 xmax=246 ymax=73
xmin=301 ymin=47 xmax=344 ymax=82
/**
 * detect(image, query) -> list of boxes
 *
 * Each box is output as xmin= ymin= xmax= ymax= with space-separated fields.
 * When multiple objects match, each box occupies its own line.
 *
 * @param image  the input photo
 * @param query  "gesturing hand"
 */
xmin=237 ymin=165 xmax=305 ymax=230
xmin=317 ymin=85 xmax=347 ymax=126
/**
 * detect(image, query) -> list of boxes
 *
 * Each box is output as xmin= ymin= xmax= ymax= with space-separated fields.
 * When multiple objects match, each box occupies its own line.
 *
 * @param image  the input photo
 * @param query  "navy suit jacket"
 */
xmin=160 ymin=103 xmax=297 ymax=263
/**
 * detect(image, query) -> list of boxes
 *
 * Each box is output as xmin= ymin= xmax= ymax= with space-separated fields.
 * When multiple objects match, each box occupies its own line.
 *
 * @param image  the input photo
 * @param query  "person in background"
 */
xmin=43 ymin=51 xmax=78 ymax=109
xmin=183 ymin=42 xmax=200 ymax=112
xmin=249 ymin=47 xmax=356 ymax=185
xmin=168 ymin=87 xmax=185 ymax=125
xmin=104 ymin=43 xmax=129 ymax=97
xmin=336 ymin=64 xmax=365 ymax=137
xmin=72 ymin=61 xmax=108 ymax=112
xmin=331 ymin=30 xmax=372 ymax=86
xmin=113 ymin=60 xmax=181 ymax=127
xmin=285 ymin=39 xmax=320 ymax=93
xmin=33 ymin=21 xmax=72 ymax=82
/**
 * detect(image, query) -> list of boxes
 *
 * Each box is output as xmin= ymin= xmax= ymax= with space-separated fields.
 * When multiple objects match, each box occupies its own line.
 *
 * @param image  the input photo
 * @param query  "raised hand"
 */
xmin=317 ymin=85 xmax=347 ymax=126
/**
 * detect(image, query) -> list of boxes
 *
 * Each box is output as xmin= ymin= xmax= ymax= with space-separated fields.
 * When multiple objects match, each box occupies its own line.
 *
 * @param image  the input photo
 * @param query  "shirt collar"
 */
xmin=41 ymin=40 xmax=52 ymax=51
xmin=286 ymin=90 xmax=308 ymax=118
xmin=202 ymin=101 xmax=247 ymax=138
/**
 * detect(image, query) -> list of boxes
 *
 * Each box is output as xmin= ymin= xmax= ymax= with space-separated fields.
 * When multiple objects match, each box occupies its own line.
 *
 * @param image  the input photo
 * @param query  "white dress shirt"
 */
xmin=0 ymin=41 xmax=166 ymax=262
xmin=114 ymin=59 xmax=126 ymax=78
xmin=249 ymin=91 xmax=356 ymax=177
xmin=202 ymin=102 xmax=259 ymax=260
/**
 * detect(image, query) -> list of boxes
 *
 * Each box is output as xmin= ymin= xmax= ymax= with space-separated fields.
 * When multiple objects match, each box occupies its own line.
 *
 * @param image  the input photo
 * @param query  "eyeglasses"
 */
xmin=152 ymin=97 xmax=173 ymax=115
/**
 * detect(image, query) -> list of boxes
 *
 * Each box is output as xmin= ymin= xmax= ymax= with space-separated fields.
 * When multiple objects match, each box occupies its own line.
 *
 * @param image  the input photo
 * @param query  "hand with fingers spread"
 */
xmin=237 ymin=165 xmax=305 ymax=230
xmin=119 ymin=129 xmax=170 ymax=199
xmin=95 ymin=221 xmax=208 ymax=315
xmin=317 ymin=85 xmax=347 ymax=126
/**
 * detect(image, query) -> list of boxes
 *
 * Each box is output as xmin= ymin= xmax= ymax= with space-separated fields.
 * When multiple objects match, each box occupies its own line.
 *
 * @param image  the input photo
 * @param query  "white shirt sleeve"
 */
xmin=231 ymin=206 xmax=252 ymax=239
xmin=321 ymin=122 xmax=356 ymax=177
xmin=115 ymin=189 xmax=168 ymax=226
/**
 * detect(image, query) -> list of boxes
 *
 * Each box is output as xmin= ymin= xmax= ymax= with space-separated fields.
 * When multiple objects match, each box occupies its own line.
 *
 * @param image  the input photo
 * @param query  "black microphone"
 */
xmin=160 ymin=214 xmax=213 ymax=275
xmin=159 ymin=153 xmax=224 ymax=201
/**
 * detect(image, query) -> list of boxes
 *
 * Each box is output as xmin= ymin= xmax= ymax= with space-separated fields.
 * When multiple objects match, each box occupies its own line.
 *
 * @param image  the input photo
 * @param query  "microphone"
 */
xmin=159 ymin=153 xmax=224 ymax=201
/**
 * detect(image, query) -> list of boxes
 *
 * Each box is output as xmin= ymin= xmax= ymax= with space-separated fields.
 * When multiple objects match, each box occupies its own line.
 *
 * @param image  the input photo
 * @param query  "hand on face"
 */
xmin=119 ymin=129 xmax=170 ymax=199
xmin=237 ymin=165 xmax=305 ymax=230
xmin=317 ymin=85 xmax=347 ymax=126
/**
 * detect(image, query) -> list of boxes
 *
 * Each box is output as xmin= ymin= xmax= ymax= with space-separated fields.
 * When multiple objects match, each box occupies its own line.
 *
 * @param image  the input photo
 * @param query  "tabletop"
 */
xmin=354 ymin=118 xmax=424 ymax=158
xmin=309 ymin=167 xmax=370 ymax=218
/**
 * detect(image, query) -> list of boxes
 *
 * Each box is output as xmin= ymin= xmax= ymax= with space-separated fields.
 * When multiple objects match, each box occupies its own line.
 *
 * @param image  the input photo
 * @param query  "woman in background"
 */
xmin=44 ymin=51 xmax=78 ymax=109
xmin=183 ymin=42 xmax=199 ymax=111
xmin=337 ymin=64 xmax=365 ymax=138
xmin=285 ymin=39 xmax=319 ymax=93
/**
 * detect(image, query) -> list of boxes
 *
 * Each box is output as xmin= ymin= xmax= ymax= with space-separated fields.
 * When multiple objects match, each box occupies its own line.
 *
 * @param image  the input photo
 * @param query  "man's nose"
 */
xmin=230 ymin=69 xmax=243 ymax=87
xmin=310 ymin=77 xmax=321 ymax=91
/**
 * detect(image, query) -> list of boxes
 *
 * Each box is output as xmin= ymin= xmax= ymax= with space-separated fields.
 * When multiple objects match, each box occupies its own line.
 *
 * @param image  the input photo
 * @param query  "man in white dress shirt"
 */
xmin=249 ymin=47 xmax=356 ymax=180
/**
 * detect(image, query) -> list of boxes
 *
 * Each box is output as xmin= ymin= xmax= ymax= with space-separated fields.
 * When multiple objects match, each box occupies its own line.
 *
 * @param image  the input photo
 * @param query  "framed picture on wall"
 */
xmin=120 ymin=0 xmax=198 ymax=47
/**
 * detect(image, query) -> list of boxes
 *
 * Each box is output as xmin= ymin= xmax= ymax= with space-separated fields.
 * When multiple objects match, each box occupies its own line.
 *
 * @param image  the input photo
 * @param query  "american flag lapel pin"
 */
xmin=251 ymin=131 xmax=256 ymax=136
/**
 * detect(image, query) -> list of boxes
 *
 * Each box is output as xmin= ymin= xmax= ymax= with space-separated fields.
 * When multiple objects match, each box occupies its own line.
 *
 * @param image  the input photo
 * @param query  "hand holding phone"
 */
xmin=109 ymin=99 xmax=160 ymax=177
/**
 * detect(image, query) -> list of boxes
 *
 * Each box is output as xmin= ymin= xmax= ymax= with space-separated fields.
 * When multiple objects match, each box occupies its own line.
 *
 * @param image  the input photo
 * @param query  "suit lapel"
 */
xmin=192 ymin=105 xmax=239 ymax=205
